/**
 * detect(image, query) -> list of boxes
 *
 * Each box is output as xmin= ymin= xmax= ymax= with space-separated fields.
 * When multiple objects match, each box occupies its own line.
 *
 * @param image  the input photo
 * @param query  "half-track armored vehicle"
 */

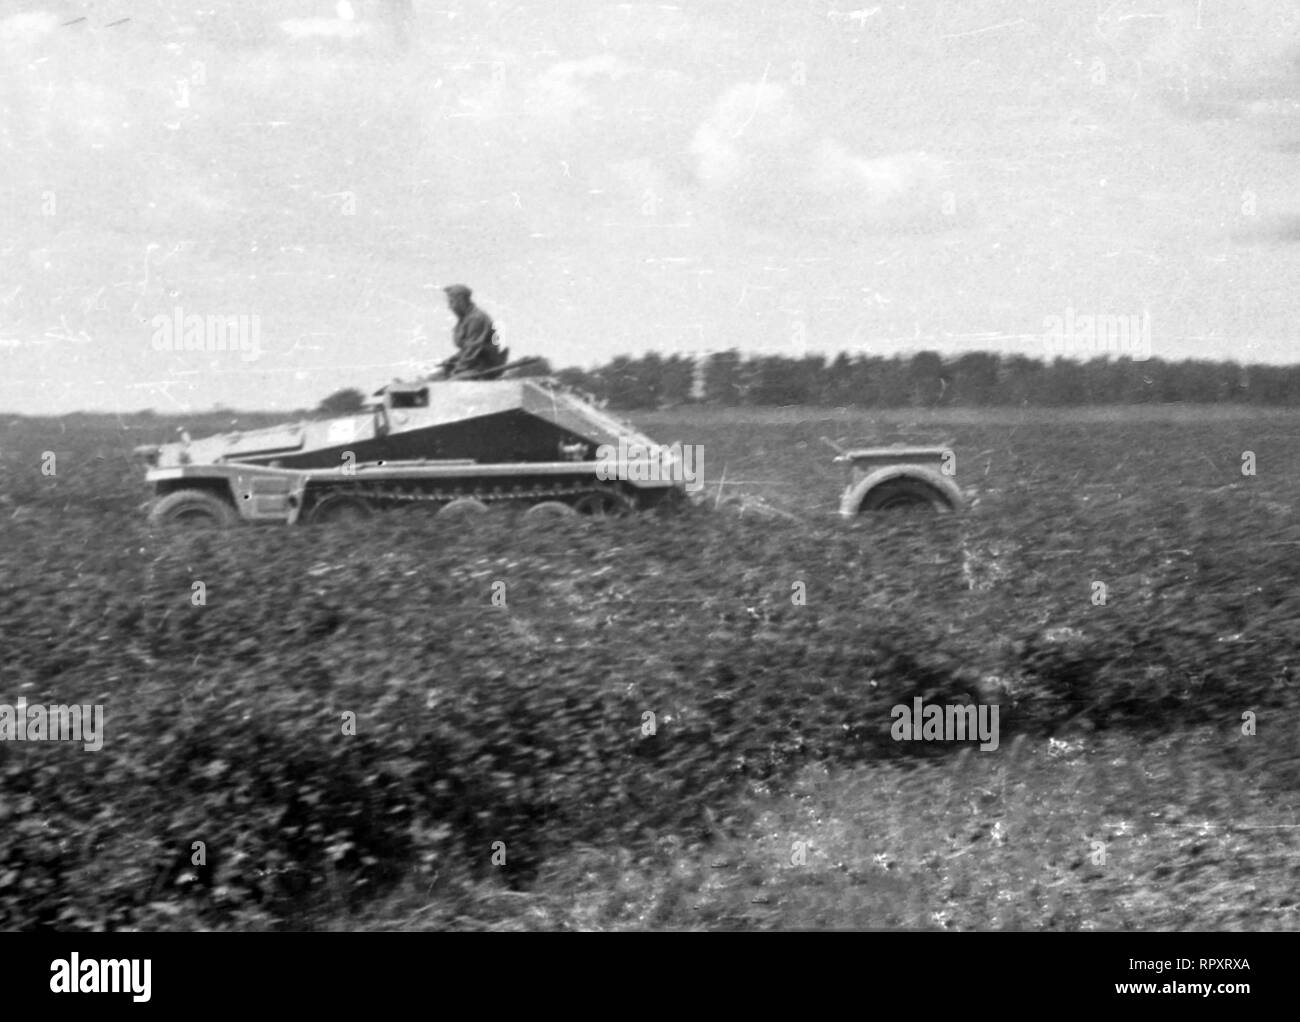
xmin=134 ymin=369 xmax=687 ymax=526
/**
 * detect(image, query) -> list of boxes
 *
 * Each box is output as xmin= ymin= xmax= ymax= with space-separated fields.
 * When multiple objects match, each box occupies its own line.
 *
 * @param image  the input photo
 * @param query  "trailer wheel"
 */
xmin=524 ymin=500 xmax=577 ymax=520
xmin=858 ymin=478 xmax=955 ymax=512
xmin=438 ymin=497 xmax=490 ymax=520
xmin=307 ymin=494 xmax=373 ymax=525
xmin=148 ymin=489 xmax=239 ymax=527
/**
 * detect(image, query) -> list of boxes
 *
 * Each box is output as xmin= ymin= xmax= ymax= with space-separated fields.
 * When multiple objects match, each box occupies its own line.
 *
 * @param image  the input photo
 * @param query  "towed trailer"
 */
xmin=832 ymin=445 xmax=966 ymax=516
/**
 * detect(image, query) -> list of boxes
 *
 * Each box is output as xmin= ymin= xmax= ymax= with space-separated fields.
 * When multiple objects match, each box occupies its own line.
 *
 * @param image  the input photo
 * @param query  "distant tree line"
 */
xmin=310 ymin=350 xmax=1299 ymax=415
xmin=545 ymin=351 xmax=1300 ymax=410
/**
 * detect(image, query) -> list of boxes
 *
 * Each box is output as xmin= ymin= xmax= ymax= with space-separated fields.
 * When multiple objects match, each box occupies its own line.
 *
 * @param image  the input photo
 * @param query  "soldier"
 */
xmin=440 ymin=284 xmax=506 ymax=378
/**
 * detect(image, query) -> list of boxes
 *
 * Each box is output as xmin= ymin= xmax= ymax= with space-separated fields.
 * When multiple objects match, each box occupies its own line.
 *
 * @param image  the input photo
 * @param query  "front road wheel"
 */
xmin=148 ymin=489 xmax=239 ymax=527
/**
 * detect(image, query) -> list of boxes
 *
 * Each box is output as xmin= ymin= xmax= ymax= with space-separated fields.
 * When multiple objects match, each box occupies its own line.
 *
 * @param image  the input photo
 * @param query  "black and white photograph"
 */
xmin=0 ymin=0 xmax=1296 ymax=978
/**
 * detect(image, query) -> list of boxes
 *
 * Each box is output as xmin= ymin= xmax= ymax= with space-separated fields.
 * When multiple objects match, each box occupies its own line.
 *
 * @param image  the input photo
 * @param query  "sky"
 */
xmin=1 ymin=0 xmax=1299 ymax=413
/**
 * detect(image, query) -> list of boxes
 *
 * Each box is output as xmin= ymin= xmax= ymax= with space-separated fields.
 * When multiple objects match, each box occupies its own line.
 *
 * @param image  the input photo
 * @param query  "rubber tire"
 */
xmin=524 ymin=501 xmax=577 ymax=520
xmin=148 ymin=489 xmax=239 ymax=527
xmin=857 ymin=478 xmax=954 ymax=513
xmin=573 ymin=489 xmax=631 ymax=517
xmin=437 ymin=497 xmax=490 ymax=520
xmin=307 ymin=494 xmax=373 ymax=524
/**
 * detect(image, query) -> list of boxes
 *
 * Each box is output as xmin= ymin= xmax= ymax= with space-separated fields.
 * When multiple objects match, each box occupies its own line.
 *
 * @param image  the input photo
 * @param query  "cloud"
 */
xmin=1097 ymin=1 xmax=1300 ymax=120
xmin=807 ymin=140 xmax=945 ymax=217
xmin=0 ymin=10 xmax=58 ymax=52
xmin=691 ymin=82 xmax=808 ymax=182
xmin=279 ymin=18 xmax=372 ymax=41
xmin=691 ymin=82 xmax=948 ymax=230
xmin=542 ymin=54 xmax=633 ymax=86
xmin=528 ymin=54 xmax=636 ymax=121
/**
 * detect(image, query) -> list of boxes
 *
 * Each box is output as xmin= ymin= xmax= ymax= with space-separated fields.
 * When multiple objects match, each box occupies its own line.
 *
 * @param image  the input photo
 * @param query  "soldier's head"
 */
xmin=443 ymin=284 xmax=472 ymax=316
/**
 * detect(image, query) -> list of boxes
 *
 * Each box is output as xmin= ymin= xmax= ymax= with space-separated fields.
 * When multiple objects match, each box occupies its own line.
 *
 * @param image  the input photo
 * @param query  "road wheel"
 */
xmin=307 ymin=494 xmax=373 ymax=525
xmin=438 ymin=497 xmax=490 ymax=520
xmin=524 ymin=500 xmax=577 ymax=520
xmin=858 ymin=478 xmax=954 ymax=513
xmin=148 ymin=489 xmax=239 ymax=528
xmin=573 ymin=488 xmax=631 ymax=517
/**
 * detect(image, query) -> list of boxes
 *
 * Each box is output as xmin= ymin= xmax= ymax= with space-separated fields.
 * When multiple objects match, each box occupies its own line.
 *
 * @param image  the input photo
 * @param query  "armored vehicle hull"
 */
xmin=135 ymin=378 xmax=687 ymax=526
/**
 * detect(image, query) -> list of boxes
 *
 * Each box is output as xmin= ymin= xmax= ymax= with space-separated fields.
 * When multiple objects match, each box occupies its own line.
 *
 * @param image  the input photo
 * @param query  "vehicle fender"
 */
xmin=148 ymin=464 xmax=306 ymax=524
